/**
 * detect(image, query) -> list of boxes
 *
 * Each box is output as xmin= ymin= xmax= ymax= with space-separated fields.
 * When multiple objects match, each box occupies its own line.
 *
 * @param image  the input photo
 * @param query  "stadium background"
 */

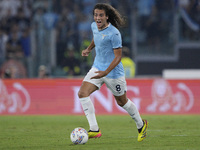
xmin=0 ymin=0 xmax=200 ymax=115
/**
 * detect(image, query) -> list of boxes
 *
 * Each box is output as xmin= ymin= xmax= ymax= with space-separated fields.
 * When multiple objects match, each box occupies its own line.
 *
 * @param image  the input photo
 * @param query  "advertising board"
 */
xmin=0 ymin=78 xmax=199 ymax=115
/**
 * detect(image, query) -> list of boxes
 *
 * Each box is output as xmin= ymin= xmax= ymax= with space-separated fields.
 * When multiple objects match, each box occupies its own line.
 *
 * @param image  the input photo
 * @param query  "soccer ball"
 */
xmin=70 ymin=127 xmax=88 ymax=144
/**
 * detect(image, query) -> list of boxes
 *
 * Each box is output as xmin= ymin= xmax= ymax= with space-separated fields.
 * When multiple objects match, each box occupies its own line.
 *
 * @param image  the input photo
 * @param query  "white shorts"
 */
xmin=83 ymin=67 xmax=127 ymax=96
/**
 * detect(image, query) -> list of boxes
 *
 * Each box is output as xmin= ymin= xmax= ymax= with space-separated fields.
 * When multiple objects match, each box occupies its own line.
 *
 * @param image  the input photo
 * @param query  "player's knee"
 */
xmin=115 ymin=97 xmax=127 ymax=107
xmin=116 ymin=100 xmax=124 ymax=107
xmin=78 ymin=90 xmax=88 ymax=98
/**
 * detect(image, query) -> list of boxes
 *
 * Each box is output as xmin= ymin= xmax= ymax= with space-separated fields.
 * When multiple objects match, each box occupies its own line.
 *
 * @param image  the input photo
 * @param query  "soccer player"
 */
xmin=78 ymin=3 xmax=148 ymax=142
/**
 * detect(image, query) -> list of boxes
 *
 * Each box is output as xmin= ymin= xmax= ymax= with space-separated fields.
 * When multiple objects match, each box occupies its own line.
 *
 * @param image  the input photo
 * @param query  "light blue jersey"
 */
xmin=91 ymin=22 xmax=124 ymax=79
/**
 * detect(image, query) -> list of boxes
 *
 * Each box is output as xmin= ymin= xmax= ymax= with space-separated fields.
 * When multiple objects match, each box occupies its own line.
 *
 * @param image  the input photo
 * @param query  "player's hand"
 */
xmin=90 ymin=71 xmax=107 ymax=79
xmin=82 ymin=49 xmax=91 ymax=56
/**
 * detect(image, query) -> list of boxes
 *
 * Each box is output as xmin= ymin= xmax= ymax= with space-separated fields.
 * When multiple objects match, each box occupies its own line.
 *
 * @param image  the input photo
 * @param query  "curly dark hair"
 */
xmin=93 ymin=3 xmax=125 ymax=29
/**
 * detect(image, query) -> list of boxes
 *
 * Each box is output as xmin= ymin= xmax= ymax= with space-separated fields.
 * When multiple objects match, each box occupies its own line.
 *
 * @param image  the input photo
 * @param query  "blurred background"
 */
xmin=0 ymin=0 xmax=199 ymax=79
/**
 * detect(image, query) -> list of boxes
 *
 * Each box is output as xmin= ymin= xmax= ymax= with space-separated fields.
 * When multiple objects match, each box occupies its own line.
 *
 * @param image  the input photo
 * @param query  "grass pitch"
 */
xmin=0 ymin=115 xmax=200 ymax=150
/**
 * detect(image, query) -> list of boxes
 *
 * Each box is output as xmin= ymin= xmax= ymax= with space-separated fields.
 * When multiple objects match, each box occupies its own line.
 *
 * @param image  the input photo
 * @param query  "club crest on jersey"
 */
xmin=101 ymin=34 xmax=107 ymax=39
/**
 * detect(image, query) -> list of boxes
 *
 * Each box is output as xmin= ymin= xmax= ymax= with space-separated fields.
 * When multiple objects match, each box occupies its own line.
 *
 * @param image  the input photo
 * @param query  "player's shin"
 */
xmin=122 ymin=99 xmax=143 ymax=129
xmin=79 ymin=96 xmax=99 ymax=131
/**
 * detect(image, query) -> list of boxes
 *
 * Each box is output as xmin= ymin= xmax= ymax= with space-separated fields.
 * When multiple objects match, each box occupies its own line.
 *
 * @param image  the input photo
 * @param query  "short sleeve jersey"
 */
xmin=91 ymin=22 xmax=124 ymax=79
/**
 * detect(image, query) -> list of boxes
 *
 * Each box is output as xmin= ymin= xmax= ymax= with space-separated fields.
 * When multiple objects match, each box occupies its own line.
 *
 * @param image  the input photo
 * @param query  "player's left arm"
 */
xmin=91 ymin=48 xmax=122 ymax=79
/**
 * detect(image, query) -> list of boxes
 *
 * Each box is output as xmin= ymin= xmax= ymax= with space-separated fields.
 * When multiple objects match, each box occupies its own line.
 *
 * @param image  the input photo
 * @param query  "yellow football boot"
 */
xmin=88 ymin=130 xmax=102 ymax=139
xmin=138 ymin=119 xmax=148 ymax=142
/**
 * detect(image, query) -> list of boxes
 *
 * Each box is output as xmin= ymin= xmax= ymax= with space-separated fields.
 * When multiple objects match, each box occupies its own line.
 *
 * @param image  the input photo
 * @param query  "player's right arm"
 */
xmin=82 ymin=39 xmax=95 ymax=57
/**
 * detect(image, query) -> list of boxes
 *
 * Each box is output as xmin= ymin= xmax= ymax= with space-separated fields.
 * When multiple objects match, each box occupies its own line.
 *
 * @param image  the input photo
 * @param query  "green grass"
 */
xmin=0 ymin=115 xmax=200 ymax=150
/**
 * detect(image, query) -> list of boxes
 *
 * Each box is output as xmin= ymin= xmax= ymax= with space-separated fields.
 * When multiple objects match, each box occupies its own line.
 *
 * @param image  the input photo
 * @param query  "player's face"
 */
xmin=94 ymin=9 xmax=108 ymax=30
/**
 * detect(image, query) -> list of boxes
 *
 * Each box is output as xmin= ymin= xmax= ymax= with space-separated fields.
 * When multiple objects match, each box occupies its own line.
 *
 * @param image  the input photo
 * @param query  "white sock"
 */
xmin=122 ymin=99 xmax=143 ymax=129
xmin=79 ymin=96 xmax=99 ymax=131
